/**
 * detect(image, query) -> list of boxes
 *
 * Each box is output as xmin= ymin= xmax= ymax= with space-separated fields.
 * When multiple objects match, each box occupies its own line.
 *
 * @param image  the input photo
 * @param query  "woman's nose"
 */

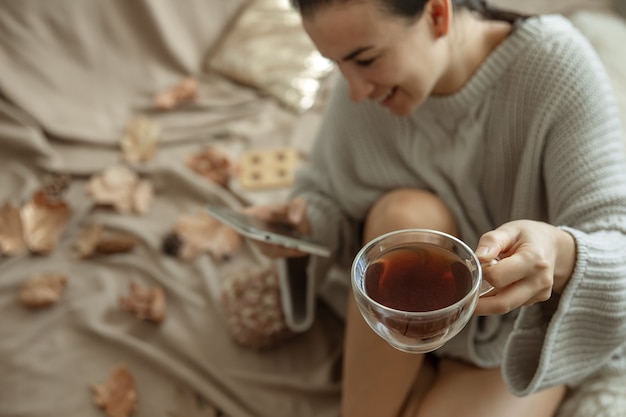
xmin=340 ymin=66 xmax=374 ymax=102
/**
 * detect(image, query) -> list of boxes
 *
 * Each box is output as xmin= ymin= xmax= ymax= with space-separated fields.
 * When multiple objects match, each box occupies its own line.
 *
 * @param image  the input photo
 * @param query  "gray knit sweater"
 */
xmin=291 ymin=15 xmax=626 ymax=396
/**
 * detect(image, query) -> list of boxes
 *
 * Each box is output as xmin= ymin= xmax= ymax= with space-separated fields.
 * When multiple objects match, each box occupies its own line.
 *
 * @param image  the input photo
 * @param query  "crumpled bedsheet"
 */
xmin=0 ymin=1 xmax=343 ymax=417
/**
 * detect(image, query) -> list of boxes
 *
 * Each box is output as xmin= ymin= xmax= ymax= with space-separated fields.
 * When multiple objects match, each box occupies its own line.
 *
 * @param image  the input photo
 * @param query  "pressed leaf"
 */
xmin=87 ymin=165 xmax=154 ymax=214
xmin=18 ymin=273 xmax=68 ymax=309
xmin=121 ymin=115 xmax=161 ymax=164
xmin=21 ymin=190 xmax=70 ymax=254
xmin=75 ymin=224 xmax=137 ymax=259
xmin=172 ymin=211 xmax=242 ymax=261
xmin=119 ymin=283 xmax=166 ymax=325
xmin=91 ymin=364 xmax=137 ymax=417
xmin=186 ymin=147 xmax=234 ymax=187
xmin=0 ymin=201 xmax=26 ymax=256
xmin=154 ymin=77 xmax=199 ymax=110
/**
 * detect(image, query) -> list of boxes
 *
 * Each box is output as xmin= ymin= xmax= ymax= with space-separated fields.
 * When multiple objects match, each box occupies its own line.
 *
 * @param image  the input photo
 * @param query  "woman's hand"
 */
xmin=474 ymin=220 xmax=576 ymax=316
xmin=243 ymin=197 xmax=311 ymax=258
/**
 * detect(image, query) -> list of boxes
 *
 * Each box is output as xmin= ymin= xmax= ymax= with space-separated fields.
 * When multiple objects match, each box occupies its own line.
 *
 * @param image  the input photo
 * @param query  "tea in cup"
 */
xmin=351 ymin=229 xmax=492 ymax=353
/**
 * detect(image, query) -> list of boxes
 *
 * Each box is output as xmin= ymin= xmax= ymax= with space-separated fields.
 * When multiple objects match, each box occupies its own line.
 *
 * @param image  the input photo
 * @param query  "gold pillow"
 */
xmin=208 ymin=0 xmax=335 ymax=113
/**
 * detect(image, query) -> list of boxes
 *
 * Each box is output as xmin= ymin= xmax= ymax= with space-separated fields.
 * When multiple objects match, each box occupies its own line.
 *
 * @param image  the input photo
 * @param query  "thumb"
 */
xmin=475 ymin=244 xmax=495 ymax=260
xmin=475 ymin=224 xmax=517 ymax=262
xmin=475 ymin=231 xmax=505 ymax=262
xmin=287 ymin=198 xmax=307 ymax=224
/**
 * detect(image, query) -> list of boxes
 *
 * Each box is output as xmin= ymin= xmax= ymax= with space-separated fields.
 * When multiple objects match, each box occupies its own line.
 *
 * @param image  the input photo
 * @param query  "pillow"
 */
xmin=208 ymin=0 xmax=335 ymax=113
xmin=569 ymin=10 xmax=626 ymax=139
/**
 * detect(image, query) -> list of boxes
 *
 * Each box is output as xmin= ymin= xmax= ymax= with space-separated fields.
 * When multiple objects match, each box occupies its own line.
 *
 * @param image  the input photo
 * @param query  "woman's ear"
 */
xmin=428 ymin=0 xmax=451 ymax=38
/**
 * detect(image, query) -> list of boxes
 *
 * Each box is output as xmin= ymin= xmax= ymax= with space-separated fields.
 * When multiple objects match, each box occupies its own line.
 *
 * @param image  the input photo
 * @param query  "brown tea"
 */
xmin=364 ymin=242 xmax=472 ymax=312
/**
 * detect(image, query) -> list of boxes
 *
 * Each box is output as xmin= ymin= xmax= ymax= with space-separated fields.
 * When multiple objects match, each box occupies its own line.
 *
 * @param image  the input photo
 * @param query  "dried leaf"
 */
xmin=18 ymin=273 xmax=68 ymax=309
xmin=186 ymin=147 xmax=234 ymax=187
xmin=87 ymin=166 xmax=154 ymax=214
xmin=154 ymin=77 xmax=199 ymax=110
xmin=121 ymin=116 xmax=161 ymax=163
xmin=172 ymin=211 xmax=242 ymax=261
xmin=21 ymin=190 xmax=70 ymax=254
xmin=95 ymin=232 xmax=137 ymax=255
xmin=132 ymin=180 xmax=154 ymax=215
xmin=0 ymin=201 xmax=26 ymax=255
xmin=119 ymin=283 xmax=166 ymax=324
xmin=91 ymin=364 xmax=138 ymax=417
xmin=75 ymin=224 xmax=137 ymax=258
xmin=75 ymin=223 xmax=104 ymax=258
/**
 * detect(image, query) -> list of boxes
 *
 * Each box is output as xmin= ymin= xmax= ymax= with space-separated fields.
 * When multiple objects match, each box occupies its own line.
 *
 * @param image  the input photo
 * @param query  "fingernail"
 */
xmin=475 ymin=246 xmax=490 ymax=257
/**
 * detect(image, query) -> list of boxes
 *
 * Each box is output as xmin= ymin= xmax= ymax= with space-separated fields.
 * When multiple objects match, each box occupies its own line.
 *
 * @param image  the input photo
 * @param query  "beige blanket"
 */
xmin=0 ymin=1 xmax=342 ymax=417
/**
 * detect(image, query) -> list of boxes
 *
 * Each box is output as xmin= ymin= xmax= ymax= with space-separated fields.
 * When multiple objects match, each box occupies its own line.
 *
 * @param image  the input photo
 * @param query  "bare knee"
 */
xmin=363 ymin=189 xmax=457 ymax=242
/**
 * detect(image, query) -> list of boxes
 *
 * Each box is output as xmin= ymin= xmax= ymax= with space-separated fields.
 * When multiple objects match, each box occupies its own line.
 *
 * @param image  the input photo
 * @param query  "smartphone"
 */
xmin=206 ymin=204 xmax=331 ymax=257
xmin=277 ymin=256 xmax=315 ymax=332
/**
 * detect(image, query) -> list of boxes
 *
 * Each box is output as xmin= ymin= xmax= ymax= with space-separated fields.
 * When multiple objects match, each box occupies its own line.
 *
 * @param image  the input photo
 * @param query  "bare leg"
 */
xmin=341 ymin=189 xmax=458 ymax=417
xmin=414 ymin=359 xmax=566 ymax=417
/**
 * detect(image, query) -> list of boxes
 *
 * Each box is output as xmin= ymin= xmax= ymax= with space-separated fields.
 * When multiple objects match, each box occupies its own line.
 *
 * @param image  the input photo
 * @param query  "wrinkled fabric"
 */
xmin=0 ymin=2 xmax=342 ymax=417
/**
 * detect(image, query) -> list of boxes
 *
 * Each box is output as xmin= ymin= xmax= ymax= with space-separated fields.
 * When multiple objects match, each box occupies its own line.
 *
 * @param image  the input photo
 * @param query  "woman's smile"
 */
xmin=372 ymin=86 xmax=398 ymax=107
xmin=302 ymin=1 xmax=447 ymax=116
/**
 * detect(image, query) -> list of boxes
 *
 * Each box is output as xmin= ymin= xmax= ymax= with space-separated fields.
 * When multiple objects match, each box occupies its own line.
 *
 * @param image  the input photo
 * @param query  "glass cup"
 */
xmin=351 ymin=229 xmax=493 ymax=354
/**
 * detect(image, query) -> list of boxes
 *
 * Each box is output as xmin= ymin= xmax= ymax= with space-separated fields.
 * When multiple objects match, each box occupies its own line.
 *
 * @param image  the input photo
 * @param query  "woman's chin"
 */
xmin=388 ymin=103 xmax=415 ymax=117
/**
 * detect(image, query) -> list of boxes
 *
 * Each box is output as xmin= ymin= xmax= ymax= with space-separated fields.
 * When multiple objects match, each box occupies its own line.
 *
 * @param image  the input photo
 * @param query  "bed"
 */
xmin=0 ymin=1 xmax=624 ymax=416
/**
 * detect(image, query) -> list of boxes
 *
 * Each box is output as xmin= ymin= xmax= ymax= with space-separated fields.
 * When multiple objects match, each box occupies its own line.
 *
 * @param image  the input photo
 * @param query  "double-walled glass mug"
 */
xmin=351 ymin=229 xmax=494 ymax=354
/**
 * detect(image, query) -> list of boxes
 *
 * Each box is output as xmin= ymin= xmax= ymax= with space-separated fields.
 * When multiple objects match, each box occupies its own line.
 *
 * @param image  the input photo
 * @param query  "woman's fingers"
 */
xmin=474 ymin=221 xmax=558 ymax=315
xmin=242 ymin=200 xmax=312 ymax=258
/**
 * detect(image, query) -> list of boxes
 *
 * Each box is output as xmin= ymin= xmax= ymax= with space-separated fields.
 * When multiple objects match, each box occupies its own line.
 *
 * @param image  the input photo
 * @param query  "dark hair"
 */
xmin=290 ymin=0 xmax=527 ymax=23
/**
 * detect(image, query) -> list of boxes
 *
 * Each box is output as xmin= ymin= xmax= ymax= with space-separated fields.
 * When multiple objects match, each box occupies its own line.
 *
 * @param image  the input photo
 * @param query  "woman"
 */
xmin=254 ymin=0 xmax=626 ymax=415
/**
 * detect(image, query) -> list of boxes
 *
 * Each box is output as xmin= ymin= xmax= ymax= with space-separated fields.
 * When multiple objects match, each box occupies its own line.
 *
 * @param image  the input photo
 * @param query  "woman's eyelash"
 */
xmin=356 ymin=58 xmax=376 ymax=67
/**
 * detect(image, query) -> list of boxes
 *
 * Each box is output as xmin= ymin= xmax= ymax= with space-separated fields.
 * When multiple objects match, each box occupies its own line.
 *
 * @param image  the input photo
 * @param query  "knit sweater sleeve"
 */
xmin=288 ymin=79 xmax=400 ymax=314
xmin=501 ymin=20 xmax=626 ymax=395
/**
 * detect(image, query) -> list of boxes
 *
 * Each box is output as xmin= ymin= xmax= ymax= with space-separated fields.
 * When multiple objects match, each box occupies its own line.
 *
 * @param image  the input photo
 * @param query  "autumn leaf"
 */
xmin=86 ymin=165 xmax=154 ymax=214
xmin=75 ymin=223 xmax=137 ymax=259
xmin=91 ymin=364 xmax=138 ymax=417
xmin=154 ymin=77 xmax=199 ymax=110
xmin=0 ymin=201 xmax=26 ymax=255
xmin=169 ymin=211 xmax=242 ymax=261
xmin=18 ymin=273 xmax=68 ymax=309
xmin=21 ymin=190 xmax=70 ymax=254
xmin=119 ymin=283 xmax=166 ymax=325
xmin=121 ymin=115 xmax=160 ymax=164
xmin=186 ymin=147 xmax=234 ymax=187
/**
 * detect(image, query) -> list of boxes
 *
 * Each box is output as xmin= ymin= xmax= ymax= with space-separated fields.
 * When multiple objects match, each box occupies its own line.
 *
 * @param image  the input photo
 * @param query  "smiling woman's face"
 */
xmin=302 ymin=0 xmax=449 ymax=116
